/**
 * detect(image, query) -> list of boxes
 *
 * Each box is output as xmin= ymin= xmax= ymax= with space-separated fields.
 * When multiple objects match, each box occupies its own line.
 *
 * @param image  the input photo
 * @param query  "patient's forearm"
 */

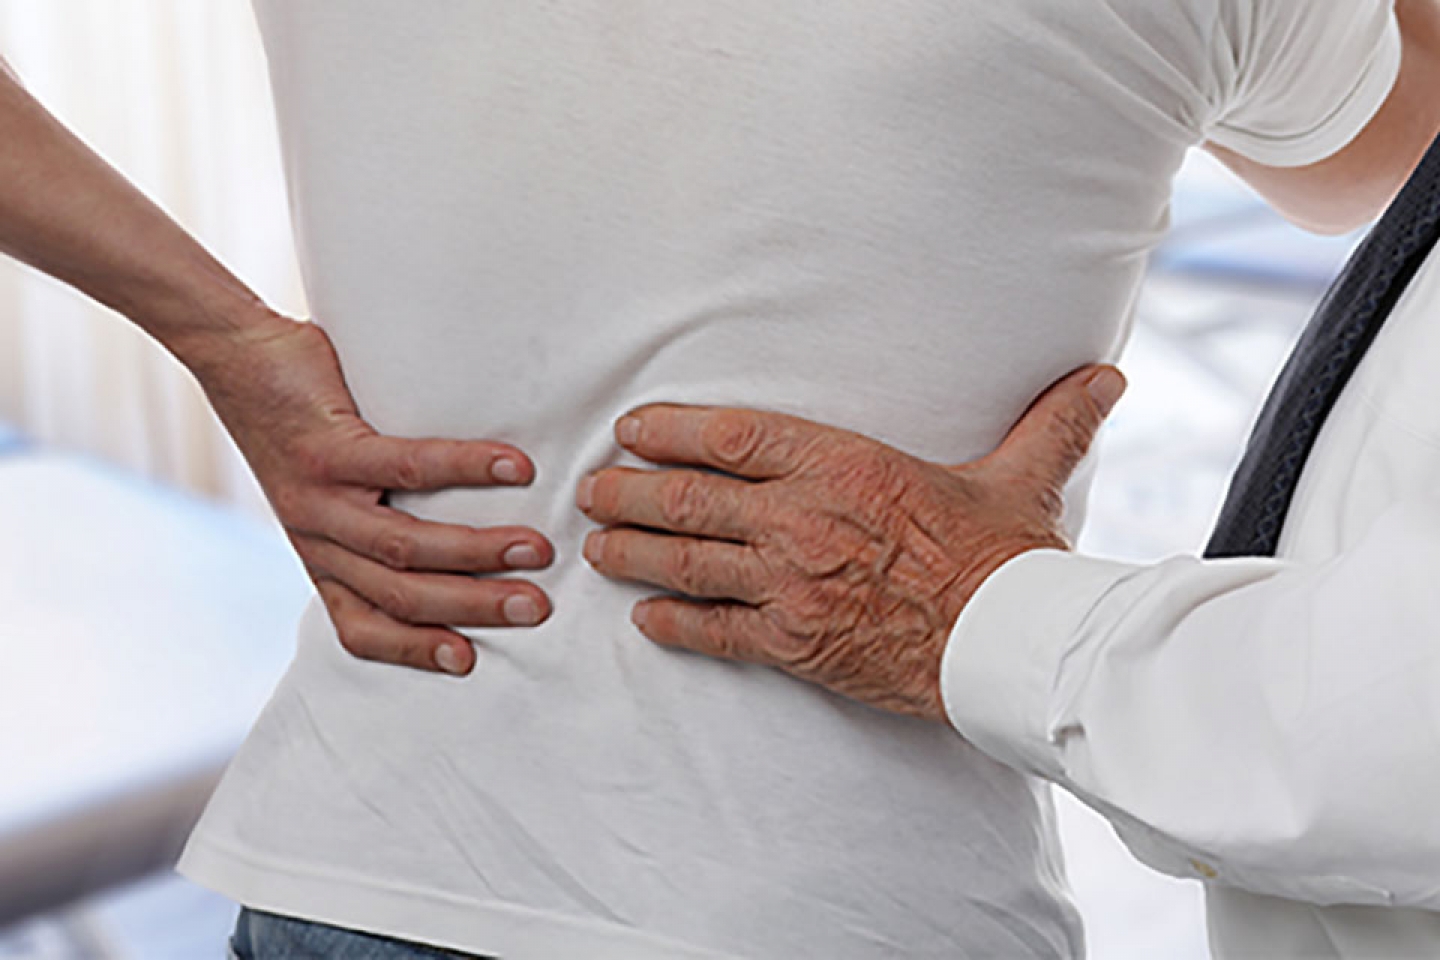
xmin=0 ymin=55 xmax=556 ymax=675
xmin=0 ymin=57 xmax=279 ymax=374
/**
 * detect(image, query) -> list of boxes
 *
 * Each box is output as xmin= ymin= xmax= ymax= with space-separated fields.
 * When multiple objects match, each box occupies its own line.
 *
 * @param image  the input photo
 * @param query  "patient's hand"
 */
xmin=576 ymin=365 xmax=1122 ymax=721
xmin=0 ymin=56 xmax=550 ymax=674
xmin=193 ymin=313 xmax=553 ymax=676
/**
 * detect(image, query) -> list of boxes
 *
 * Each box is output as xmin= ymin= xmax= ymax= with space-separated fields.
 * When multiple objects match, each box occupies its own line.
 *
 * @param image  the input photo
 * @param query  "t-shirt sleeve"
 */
xmin=1206 ymin=0 xmax=1400 ymax=168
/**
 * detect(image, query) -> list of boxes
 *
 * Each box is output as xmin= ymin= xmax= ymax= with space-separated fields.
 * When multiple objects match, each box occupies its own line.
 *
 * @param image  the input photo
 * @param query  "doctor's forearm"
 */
xmin=945 ymin=507 xmax=1440 ymax=909
xmin=0 ymin=57 xmax=282 ymax=377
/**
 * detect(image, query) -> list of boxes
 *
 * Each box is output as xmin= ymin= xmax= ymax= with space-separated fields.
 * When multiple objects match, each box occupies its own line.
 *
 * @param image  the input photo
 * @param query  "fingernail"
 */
xmin=632 ymin=603 xmax=650 ymax=629
xmin=617 ymin=417 xmax=642 ymax=447
xmin=504 ymin=594 xmax=542 ymax=626
xmin=576 ymin=475 xmax=595 ymax=512
xmin=583 ymin=532 xmax=605 ymax=565
xmin=1085 ymin=368 xmax=1126 ymax=414
xmin=492 ymin=458 xmax=523 ymax=485
xmin=435 ymin=644 xmax=467 ymax=675
xmin=503 ymin=543 xmax=543 ymax=569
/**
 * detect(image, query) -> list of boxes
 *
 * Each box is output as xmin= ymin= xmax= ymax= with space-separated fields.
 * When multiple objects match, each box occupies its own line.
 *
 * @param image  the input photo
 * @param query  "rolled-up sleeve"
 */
xmin=1206 ymin=0 xmax=1399 ymax=167
xmin=942 ymin=498 xmax=1440 ymax=910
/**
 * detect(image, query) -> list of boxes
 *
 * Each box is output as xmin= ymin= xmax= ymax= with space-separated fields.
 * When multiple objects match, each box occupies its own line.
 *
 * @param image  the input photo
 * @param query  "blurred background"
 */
xmin=0 ymin=2 xmax=1366 ymax=957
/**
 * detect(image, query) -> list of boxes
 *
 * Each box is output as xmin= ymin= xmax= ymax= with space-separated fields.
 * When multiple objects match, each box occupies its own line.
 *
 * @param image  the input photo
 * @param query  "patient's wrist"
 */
xmin=163 ymin=297 xmax=296 ymax=391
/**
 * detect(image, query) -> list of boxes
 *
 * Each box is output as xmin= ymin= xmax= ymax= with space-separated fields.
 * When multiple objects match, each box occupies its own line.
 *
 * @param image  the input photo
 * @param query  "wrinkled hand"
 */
xmin=576 ymin=365 xmax=1124 ymax=721
xmin=191 ymin=312 xmax=553 ymax=676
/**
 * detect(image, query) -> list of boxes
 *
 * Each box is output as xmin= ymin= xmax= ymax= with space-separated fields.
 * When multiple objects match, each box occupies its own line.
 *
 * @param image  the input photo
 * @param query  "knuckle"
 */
xmin=1050 ymin=406 xmax=1097 ymax=453
xmin=393 ymin=451 xmax=426 ymax=490
xmin=294 ymin=443 xmax=331 ymax=482
xmin=701 ymin=413 xmax=762 ymax=469
xmin=789 ymin=583 xmax=835 ymax=626
xmin=272 ymin=486 xmax=308 ymax=526
xmin=1033 ymin=484 xmax=1066 ymax=519
xmin=660 ymin=474 xmax=707 ymax=529
xmin=817 ymin=447 xmax=907 ymax=518
xmin=756 ymin=609 xmax=818 ymax=667
xmin=669 ymin=540 xmax=703 ymax=595
xmin=767 ymin=631 xmax=821 ymax=671
xmin=1066 ymin=426 xmax=1095 ymax=463
xmin=787 ymin=516 xmax=856 ymax=576
xmin=376 ymin=582 xmax=418 ymax=622
xmin=372 ymin=529 xmax=416 ymax=569
xmin=857 ymin=449 xmax=912 ymax=500
xmin=701 ymin=608 xmax=738 ymax=657
xmin=770 ymin=586 xmax=832 ymax=645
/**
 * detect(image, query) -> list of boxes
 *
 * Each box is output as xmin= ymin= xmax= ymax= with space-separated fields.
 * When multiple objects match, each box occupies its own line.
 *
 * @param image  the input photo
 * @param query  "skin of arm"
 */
xmin=1209 ymin=0 xmax=1440 ymax=234
xmin=0 ymin=57 xmax=555 ymax=675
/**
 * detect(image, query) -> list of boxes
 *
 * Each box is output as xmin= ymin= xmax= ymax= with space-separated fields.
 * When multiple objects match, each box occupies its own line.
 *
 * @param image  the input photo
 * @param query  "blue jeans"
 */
xmin=229 ymin=908 xmax=493 ymax=960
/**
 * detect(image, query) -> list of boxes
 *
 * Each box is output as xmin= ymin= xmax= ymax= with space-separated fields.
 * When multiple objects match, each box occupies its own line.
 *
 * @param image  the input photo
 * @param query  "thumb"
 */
xmin=991 ymin=365 xmax=1126 ymax=492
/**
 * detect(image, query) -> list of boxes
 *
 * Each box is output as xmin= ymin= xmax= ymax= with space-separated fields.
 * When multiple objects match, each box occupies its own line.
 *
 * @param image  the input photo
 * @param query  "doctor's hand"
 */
xmin=192 ymin=313 xmax=553 ymax=677
xmin=576 ymin=365 xmax=1124 ymax=722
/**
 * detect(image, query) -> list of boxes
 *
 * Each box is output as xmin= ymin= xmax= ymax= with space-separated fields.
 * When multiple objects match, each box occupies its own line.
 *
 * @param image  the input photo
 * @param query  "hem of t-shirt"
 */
xmin=1206 ymin=11 xmax=1401 ymax=169
xmin=177 ymin=834 xmax=741 ymax=960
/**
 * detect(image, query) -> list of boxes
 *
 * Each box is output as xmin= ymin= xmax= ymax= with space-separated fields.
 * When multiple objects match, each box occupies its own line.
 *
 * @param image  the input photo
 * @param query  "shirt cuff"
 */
xmin=939 ymin=549 xmax=1139 ymax=781
xmin=1207 ymin=10 xmax=1400 ymax=168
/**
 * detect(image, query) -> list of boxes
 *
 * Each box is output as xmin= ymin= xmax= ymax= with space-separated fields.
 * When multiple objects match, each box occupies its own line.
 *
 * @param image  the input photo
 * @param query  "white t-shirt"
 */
xmin=180 ymin=2 xmax=1399 ymax=957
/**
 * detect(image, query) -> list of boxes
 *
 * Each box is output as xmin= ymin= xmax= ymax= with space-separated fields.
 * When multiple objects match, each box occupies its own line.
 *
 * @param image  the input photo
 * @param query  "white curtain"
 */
xmin=0 ymin=0 xmax=305 ymax=517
